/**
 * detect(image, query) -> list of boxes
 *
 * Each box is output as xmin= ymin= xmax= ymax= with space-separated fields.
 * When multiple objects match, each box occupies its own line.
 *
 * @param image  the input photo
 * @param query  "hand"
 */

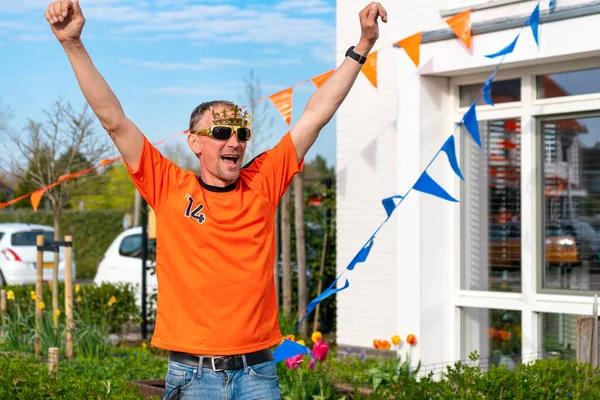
xmin=44 ymin=0 xmax=85 ymax=44
xmin=355 ymin=2 xmax=387 ymax=55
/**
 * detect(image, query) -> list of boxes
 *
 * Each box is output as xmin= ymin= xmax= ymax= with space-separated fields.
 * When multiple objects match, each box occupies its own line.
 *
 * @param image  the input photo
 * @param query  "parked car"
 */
xmin=0 ymin=223 xmax=76 ymax=286
xmin=93 ymin=227 xmax=157 ymax=306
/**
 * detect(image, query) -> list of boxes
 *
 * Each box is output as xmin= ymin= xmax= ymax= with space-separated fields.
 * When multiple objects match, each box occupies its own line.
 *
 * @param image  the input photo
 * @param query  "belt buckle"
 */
xmin=211 ymin=356 xmax=226 ymax=372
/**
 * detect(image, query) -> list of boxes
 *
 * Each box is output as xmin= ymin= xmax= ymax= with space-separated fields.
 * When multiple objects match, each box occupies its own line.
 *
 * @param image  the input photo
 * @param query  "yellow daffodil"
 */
xmin=7 ymin=290 xmax=14 ymax=300
xmin=284 ymin=334 xmax=295 ymax=342
xmin=75 ymin=284 xmax=80 ymax=294
xmin=296 ymin=340 xmax=305 ymax=346
xmin=108 ymin=296 xmax=117 ymax=307
xmin=141 ymin=342 xmax=147 ymax=349
xmin=38 ymin=301 xmax=45 ymax=309
xmin=76 ymin=296 xmax=82 ymax=302
xmin=311 ymin=331 xmax=322 ymax=343
xmin=54 ymin=309 xmax=61 ymax=317
xmin=31 ymin=291 xmax=37 ymax=301
xmin=392 ymin=335 xmax=401 ymax=346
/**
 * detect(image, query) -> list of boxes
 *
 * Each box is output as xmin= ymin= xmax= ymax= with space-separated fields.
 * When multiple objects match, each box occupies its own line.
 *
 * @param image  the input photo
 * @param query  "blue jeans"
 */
xmin=163 ymin=357 xmax=281 ymax=400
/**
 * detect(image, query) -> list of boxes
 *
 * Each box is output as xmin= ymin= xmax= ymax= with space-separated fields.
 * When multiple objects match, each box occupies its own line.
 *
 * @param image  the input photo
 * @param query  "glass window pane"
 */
xmin=11 ymin=230 xmax=54 ymax=246
xmin=540 ymin=313 xmax=578 ymax=360
xmin=537 ymin=68 xmax=600 ymax=99
xmin=462 ymin=307 xmax=522 ymax=369
xmin=460 ymin=79 xmax=521 ymax=107
xmin=542 ymin=116 xmax=600 ymax=291
xmin=462 ymin=119 xmax=522 ymax=292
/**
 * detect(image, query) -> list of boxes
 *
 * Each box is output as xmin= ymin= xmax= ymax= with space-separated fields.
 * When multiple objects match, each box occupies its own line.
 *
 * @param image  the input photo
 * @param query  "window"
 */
xmin=542 ymin=116 xmax=600 ymax=291
xmin=540 ymin=313 xmax=578 ymax=360
xmin=11 ymin=230 xmax=54 ymax=246
xmin=462 ymin=307 xmax=522 ymax=368
xmin=537 ymin=68 xmax=600 ymax=99
xmin=460 ymin=79 xmax=521 ymax=107
xmin=462 ymin=119 xmax=522 ymax=292
xmin=119 ymin=234 xmax=156 ymax=259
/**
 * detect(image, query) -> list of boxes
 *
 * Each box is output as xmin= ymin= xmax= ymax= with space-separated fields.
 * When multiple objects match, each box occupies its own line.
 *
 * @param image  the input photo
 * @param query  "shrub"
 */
xmin=0 ymin=347 xmax=167 ymax=399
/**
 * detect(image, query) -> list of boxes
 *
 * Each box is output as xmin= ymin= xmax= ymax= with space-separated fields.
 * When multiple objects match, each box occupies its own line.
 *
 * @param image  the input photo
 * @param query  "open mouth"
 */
xmin=221 ymin=155 xmax=240 ymax=166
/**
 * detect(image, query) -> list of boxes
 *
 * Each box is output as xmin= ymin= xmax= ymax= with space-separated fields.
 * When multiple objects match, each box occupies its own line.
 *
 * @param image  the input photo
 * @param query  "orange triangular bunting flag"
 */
xmin=269 ymin=87 xmax=293 ymax=125
xmin=361 ymin=52 xmax=378 ymax=88
xmin=31 ymin=188 xmax=45 ymax=212
xmin=311 ymin=69 xmax=335 ymax=88
xmin=446 ymin=10 xmax=471 ymax=49
xmin=397 ymin=32 xmax=422 ymax=67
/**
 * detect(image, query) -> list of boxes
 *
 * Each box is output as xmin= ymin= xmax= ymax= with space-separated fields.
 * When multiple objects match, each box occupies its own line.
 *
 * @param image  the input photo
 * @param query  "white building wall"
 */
xmin=336 ymin=0 xmax=600 ymax=367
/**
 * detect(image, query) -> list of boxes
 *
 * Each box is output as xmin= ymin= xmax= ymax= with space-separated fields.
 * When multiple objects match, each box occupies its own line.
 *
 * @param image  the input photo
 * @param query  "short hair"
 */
xmin=189 ymin=100 xmax=235 ymax=133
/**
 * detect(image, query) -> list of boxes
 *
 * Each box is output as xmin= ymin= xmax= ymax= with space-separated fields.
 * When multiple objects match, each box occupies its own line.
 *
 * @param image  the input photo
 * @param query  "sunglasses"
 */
xmin=192 ymin=125 xmax=252 ymax=142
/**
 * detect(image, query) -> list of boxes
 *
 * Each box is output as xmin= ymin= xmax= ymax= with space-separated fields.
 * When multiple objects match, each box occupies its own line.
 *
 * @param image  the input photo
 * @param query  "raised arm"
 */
xmin=45 ymin=0 xmax=144 ymax=171
xmin=290 ymin=2 xmax=387 ymax=162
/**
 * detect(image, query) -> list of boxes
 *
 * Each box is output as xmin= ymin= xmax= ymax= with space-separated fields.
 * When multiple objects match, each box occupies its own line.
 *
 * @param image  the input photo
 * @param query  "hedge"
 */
xmin=0 ymin=209 xmax=125 ymax=279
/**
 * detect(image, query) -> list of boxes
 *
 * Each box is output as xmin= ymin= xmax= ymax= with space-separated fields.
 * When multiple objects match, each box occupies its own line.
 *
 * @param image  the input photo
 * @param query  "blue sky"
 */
xmin=0 ymin=0 xmax=338 ymax=167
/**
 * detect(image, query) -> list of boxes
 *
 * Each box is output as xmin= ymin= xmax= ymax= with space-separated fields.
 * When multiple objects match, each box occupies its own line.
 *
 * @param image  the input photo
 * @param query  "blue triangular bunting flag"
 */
xmin=527 ymin=3 xmax=540 ymax=46
xmin=382 ymin=195 xmax=404 ymax=218
xmin=463 ymin=104 xmax=481 ymax=147
xmin=441 ymin=135 xmax=464 ymax=180
xmin=413 ymin=171 xmax=458 ymax=202
xmin=485 ymin=34 xmax=520 ymax=58
xmin=274 ymin=339 xmax=314 ymax=362
xmin=347 ymin=239 xmax=373 ymax=271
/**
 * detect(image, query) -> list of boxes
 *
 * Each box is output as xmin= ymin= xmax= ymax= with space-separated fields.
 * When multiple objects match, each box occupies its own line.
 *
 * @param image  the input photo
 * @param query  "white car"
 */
xmin=93 ymin=227 xmax=158 ymax=307
xmin=0 ymin=223 xmax=76 ymax=286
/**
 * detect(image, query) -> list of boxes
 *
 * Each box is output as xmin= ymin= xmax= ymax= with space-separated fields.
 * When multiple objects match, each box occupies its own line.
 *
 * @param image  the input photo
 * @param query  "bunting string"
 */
xmin=0 ymin=0 xmax=505 ymax=211
xmin=274 ymin=1 xmax=542 ymax=362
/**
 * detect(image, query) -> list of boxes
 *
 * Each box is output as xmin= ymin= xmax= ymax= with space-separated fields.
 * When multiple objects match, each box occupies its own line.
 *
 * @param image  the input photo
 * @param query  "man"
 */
xmin=45 ymin=0 xmax=387 ymax=398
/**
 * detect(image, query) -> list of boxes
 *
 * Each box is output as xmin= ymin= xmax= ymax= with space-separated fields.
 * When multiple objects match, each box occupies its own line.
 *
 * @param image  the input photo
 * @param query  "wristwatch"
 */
xmin=345 ymin=46 xmax=367 ymax=64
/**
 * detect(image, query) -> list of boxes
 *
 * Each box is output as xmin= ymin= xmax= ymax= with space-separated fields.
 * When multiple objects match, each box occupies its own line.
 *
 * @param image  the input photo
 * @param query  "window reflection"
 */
xmin=537 ymin=68 xmax=600 ymax=99
xmin=460 ymin=79 xmax=521 ymax=107
xmin=462 ymin=119 xmax=521 ymax=292
xmin=463 ymin=308 xmax=522 ymax=370
xmin=543 ymin=116 xmax=600 ymax=291
xmin=540 ymin=313 xmax=578 ymax=360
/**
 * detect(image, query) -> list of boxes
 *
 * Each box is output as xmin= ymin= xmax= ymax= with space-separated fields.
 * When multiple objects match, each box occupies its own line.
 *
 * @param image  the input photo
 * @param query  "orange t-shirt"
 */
xmin=126 ymin=132 xmax=303 ymax=355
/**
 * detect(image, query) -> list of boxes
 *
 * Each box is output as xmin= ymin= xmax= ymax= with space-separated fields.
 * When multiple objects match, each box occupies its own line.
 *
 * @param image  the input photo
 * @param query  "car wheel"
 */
xmin=0 ymin=270 xmax=6 ymax=287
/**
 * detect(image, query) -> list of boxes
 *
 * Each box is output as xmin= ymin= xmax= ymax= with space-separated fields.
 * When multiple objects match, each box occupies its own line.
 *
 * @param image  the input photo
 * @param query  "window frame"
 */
xmin=451 ymin=59 xmax=600 ymax=364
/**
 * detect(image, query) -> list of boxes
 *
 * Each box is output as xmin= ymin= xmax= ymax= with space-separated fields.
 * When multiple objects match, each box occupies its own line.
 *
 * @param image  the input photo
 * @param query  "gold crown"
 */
xmin=210 ymin=105 xmax=252 ymax=127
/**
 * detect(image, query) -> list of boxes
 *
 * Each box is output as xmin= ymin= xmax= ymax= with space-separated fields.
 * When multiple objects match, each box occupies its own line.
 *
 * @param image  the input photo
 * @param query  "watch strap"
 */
xmin=345 ymin=46 xmax=367 ymax=64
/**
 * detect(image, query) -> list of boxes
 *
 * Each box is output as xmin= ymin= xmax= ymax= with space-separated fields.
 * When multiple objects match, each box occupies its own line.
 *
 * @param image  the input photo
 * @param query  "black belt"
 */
xmin=169 ymin=349 xmax=273 ymax=372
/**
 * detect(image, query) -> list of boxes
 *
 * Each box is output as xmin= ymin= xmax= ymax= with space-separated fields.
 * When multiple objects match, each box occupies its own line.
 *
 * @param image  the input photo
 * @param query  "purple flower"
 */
xmin=285 ymin=354 xmax=304 ymax=370
xmin=313 ymin=341 xmax=329 ymax=362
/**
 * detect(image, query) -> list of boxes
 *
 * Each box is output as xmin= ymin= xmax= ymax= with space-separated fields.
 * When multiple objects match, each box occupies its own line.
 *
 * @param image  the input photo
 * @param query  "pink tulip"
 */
xmin=308 ymin=359 xmax=315 ymax=370
xmin=285 ymin=354 xmax=304 ymax=370
xmin=313 ymin=340 xmax=329 ymax=362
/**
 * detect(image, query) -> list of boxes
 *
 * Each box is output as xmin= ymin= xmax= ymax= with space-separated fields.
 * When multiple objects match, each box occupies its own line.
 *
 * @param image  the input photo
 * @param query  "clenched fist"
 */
xmin=45 ymin=0 xmax=85 ymax=44
xmin=356 ymin=2 xmax=387 ymax=54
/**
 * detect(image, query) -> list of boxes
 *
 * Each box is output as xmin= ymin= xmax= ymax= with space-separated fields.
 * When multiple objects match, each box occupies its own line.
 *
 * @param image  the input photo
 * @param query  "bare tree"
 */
xmin=6 ymin=99 xmax=111 ymax=316
xmin=239 ymin=70 xmax=274 ymax=163
xmin=161 ymin=140 xmax=200 ymax=173
xmin=281 ymin=188 xmax=292 ymax=318
xmin=294 ymin=172 xmax=308 ymax=336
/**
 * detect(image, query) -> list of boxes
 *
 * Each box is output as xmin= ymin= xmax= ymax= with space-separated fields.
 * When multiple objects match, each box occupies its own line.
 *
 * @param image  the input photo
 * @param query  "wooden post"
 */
xmin=52 ymin=244 xmax=59 ymax=328
xmin=0 ymin=289 xmax=6 ymax=338
xmin=48 ymin=347 xmax=59 ymax=376
xmin=35 ymin=235 xmax=44 ymax=357
xmin=313 ymin=230 xmax=328 ymax=334
xmin=577 ymin=316 xmax=595 ymax=364
xmin=64 ymin=235 xmax=74 ymax=359
xmin=593 ymin=295 xmax=598 ymax=368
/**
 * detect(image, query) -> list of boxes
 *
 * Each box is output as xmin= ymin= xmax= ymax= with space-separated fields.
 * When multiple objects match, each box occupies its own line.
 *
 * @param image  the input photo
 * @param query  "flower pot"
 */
xmin=133 ymin=379 xmax=166 ymax=398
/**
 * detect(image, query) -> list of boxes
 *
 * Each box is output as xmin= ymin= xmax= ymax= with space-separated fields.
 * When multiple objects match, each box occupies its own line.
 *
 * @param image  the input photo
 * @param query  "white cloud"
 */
xmin=6 ymin=1 xmax=335 ymax=47
xmin=263 ymin=48 xmax=281 ymax=55
xmin=275 ymin=0 xmax=335 ymax=14
xmin=19 ymin=34 xmax=53 ymax=42
xmin=120 ymin=57 xmax=302 ymax=71
xmin=311 ymin=41 xmax=337 ymax=63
